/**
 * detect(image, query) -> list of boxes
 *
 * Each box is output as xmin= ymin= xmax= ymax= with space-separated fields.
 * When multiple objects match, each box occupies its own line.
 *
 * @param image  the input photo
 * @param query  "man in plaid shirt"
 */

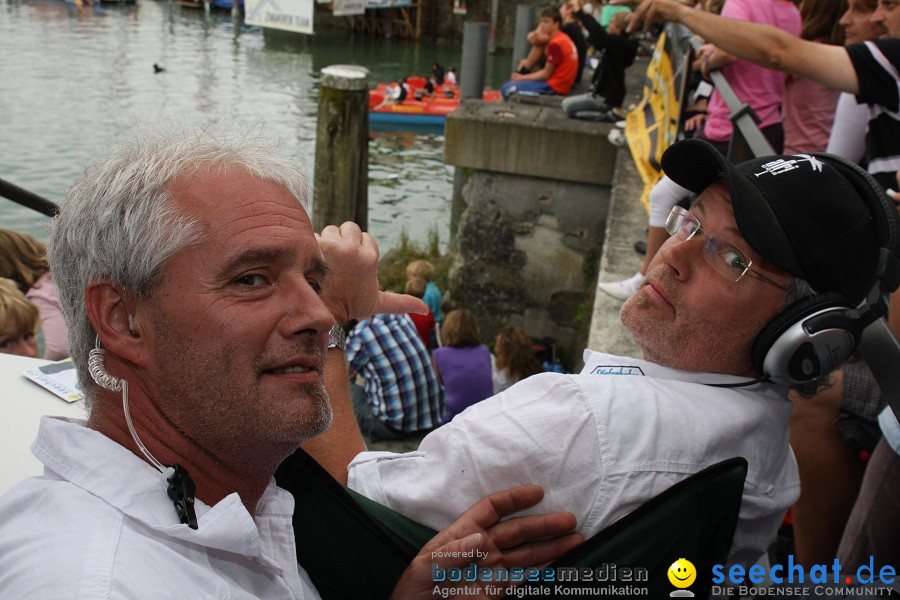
xmin=346 ymin=313 xmax=445 ymax=441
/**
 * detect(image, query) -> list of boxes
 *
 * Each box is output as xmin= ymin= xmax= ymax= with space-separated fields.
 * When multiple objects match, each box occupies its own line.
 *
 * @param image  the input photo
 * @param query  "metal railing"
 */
xmin=0 ymin=177 xmax=58 ymax=217
xmin=686 ymin=37 xmax=774 ymax=162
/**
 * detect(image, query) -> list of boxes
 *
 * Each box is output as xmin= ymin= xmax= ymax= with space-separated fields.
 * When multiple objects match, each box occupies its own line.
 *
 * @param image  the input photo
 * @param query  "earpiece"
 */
xmin=88 ymin=336 xmax=124 ymax=392
xmin=128 ymin=314 xmax=135 ymax=334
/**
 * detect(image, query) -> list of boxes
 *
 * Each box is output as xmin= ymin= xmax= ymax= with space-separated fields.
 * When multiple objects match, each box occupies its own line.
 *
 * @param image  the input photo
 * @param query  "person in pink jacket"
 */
xmin=0 ymin=228 xmax=69 ymax=360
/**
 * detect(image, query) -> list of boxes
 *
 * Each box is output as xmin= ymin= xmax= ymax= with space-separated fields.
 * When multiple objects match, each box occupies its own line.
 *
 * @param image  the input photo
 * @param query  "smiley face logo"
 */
xmin=668 ymin=558 xmax=696 ymax=589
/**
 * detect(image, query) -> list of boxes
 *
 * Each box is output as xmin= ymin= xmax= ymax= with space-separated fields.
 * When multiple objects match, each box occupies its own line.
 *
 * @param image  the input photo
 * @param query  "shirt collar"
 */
xmin=32 ymin=416 xmax=293 ymax=566
xmin=580 ymin=350 xmax=788 ymax=397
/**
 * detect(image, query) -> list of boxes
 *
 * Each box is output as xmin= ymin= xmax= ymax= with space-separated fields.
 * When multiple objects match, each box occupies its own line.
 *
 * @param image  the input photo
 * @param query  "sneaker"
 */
xmin=607 ymin=128 xmax=626 ymax=147
xmin=597 ymin=272 xmax=645 ymax=301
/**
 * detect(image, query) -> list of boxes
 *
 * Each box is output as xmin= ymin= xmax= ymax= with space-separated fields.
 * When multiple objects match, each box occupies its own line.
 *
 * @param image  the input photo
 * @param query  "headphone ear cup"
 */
xmin=752 ymin=293 xmax=855 ymax=385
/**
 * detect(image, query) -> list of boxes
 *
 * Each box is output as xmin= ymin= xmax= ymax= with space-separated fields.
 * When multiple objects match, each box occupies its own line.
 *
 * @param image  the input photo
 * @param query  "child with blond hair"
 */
xmin=0 ymin=278 xmax=40 ymax=358
xmin=405 ymin=259 xmax=443 ymax=325
xmin=404 ymin=276 xmax=435 ymax=347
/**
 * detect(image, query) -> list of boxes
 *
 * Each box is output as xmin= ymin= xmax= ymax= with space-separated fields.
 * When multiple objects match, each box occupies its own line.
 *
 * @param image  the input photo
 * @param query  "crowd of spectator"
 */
xmin=345 ymin=258 xmax=564 ymax=444
xmin=2 ymin=1 xmax=900 ymax=595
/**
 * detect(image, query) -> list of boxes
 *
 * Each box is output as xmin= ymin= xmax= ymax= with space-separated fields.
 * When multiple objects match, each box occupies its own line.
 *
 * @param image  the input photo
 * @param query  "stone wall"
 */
xmin=444 ymin=99 xmax=618 ymax=370
xmin=447 ymin=170 xmax=608 ymax=369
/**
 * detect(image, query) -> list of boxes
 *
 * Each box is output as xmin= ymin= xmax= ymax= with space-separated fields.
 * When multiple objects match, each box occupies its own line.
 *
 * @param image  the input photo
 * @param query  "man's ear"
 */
xmin=85 ymin=281 xmax=146 ymax=365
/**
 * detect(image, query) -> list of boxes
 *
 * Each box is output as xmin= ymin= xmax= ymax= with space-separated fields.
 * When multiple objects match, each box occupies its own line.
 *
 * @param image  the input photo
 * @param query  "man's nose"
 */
xmin=657 ymin=234 xmax=703 ymax=281
xmin=280 ymin=278 xmax=336 ymax=341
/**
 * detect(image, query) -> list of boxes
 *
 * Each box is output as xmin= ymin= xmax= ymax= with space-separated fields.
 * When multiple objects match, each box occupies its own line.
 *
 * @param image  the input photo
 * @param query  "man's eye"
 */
xmin=683 ymin=221 xmax=701 ymax=239
xmin=307 ymin=278 xmax=324 ymax=295
xmin=722 ymin=249 xmax=747 ymax=271
xmin=235 ymin=274 xmax=269 ymax=287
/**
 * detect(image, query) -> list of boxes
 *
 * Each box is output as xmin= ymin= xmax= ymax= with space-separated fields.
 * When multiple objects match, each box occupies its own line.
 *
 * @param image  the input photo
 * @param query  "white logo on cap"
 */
xmin=754 ymin=154 xmax=825 ymax=177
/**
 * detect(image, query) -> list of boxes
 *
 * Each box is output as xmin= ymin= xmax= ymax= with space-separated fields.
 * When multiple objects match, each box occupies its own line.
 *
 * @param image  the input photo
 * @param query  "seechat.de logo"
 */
xmin=710 ymin=555 xmax=897 ymax=596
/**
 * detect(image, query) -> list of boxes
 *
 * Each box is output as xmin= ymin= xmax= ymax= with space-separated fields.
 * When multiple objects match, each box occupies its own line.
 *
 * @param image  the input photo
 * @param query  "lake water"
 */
xmin=0 ymin=0 xmax=513 ymax=250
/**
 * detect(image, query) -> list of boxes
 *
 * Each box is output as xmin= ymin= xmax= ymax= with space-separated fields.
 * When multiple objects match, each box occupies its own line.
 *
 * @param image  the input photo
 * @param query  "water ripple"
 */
xmin=0 ymin=0 xmax=511 ymax=248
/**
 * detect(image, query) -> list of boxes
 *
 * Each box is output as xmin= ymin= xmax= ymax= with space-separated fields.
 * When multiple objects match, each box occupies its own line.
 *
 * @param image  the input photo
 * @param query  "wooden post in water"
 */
xmin=313 ymin=65 xmax=370 ymax=230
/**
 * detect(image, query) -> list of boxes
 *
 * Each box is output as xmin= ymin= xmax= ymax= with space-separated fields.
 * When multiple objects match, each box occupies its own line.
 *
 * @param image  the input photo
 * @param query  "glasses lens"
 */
xmin=666 ymin=207 xmax=696 ymax=239
xmin=703 ymin=236 xmax=750 ymax=282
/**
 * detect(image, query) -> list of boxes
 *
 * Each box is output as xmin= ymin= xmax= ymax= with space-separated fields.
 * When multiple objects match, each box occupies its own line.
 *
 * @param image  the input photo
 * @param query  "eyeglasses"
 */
xmin=664 ymin=206 xmax=788 ymax=291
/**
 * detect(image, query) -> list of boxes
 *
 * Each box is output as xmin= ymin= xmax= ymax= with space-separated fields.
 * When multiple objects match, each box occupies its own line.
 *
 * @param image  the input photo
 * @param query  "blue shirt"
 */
xmin=422 ymin=281 xmax=443 ymax=324
xmin=346 ymin=313 xmax=444 ymax=432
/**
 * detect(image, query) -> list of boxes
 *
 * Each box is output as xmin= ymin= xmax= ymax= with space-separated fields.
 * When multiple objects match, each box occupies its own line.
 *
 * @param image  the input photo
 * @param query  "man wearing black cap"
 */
xmin=347 ymin=138 xmax=898 ymax=571
xmin=621 ymin=0 xmax=900 ymax=572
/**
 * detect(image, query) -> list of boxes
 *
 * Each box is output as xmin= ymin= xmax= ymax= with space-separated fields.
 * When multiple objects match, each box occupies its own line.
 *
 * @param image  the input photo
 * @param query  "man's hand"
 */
xmin=391 ymin=486 xmax=583 ymax=599
xmin=612 ymin=0 xmax=687 ymax=33
xmin=693 ymin=43 xmax=717 ymax=77
xmin=683 ymin=113 xmax=706 ymax=132
xmin=316 ymin=222 xmax=427 ymax=324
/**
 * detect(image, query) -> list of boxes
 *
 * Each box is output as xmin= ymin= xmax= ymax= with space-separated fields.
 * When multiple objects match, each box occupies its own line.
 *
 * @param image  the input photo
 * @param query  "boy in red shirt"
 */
xmin=500 ymin=8 xmax=579 ymax=99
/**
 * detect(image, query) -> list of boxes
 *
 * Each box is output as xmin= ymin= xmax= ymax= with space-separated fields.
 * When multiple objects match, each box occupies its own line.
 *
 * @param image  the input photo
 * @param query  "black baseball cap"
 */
xmin=660 ymin=139 xmax=882 ymax=303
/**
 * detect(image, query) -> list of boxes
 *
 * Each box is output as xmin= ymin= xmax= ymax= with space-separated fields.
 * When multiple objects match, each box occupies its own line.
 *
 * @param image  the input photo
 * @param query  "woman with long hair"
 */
xmin=492 ymin=325 xmax=542 ymax=394
xmin=432 ymin=309 xmax=493 ymax=423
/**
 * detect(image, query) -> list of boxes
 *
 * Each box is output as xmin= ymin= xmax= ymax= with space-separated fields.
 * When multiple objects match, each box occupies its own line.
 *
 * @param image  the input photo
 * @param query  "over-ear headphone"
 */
xmin=751 ymin=153 xmax=900 ymax=386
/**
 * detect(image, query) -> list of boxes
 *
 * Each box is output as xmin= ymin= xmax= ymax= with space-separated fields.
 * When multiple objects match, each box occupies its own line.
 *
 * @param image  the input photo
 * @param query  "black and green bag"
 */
xmin=276 ymin=450 xmax=747 ymax=600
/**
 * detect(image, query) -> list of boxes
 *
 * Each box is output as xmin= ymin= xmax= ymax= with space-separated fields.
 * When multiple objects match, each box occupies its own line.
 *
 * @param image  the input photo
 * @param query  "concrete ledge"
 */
xmin=587 ymin=146 xmax=644 ymax=359
xmin=508 ymin=93 xmax=567 ymax=108
xmin=445 ymin=99 xmax=618 ymax=186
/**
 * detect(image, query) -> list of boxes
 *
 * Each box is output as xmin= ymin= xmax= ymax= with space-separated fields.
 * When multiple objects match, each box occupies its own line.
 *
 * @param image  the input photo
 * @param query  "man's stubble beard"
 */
xmin=150 ymin=310 xmax=334 ymax=467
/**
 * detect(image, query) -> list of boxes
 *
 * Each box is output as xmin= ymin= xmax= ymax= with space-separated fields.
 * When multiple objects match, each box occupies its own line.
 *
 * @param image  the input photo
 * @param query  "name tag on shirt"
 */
xmin=589 ymin=365 xmax=644 ymax=376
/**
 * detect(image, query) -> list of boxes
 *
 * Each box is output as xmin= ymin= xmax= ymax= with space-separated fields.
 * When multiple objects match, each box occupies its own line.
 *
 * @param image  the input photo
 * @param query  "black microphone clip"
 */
xmin=166 ymin=464 xmax=199 ymax=530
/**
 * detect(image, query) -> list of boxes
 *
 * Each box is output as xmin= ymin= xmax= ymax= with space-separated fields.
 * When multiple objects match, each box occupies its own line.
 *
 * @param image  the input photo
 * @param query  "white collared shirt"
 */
xmin=0 ymin=417 xmax=321 ymax=599
xmin=349 ymin=351 xmax=800 ymax=568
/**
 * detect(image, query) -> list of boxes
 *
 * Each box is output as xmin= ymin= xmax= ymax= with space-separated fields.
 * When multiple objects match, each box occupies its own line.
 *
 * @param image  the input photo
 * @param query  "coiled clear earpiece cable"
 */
xmin=88 ymin=337 xmax=174 ymax=478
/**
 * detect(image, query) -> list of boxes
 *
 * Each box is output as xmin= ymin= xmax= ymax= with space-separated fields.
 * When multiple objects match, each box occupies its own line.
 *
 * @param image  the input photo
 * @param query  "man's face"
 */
xmin=540 ymin=16 xmax=559 ymax=35
xmin=559 ymin=2 xmax=574 ymax=22
xmin=138 ymin=168 xmax=334 ymax=467
xmin=873 ymin=0 xmax=900 ymax=38
xmin=620 ymin=182 xmax=790 ymax=376
xmin=842 ymin=0 xmax=887 ymax=43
